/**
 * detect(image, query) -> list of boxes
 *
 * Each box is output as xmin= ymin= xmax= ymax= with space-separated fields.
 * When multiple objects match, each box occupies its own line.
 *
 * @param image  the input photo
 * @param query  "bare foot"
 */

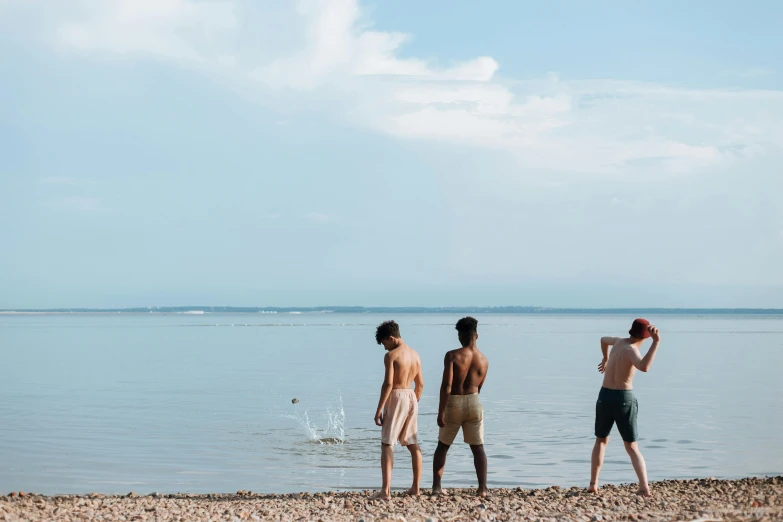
xmin=477 ymin=487 xmax=492 ymax=498
xmin=636 ymin=486 xmax=651 ymax=497
xmin=587 ymin=483 xmax=599 ymax=493
xmin=431 ymin=486 xmax=446 ymax=496
xmin=406 ymin=486 xmax=420 ymax=496
xmin=370 ymin=490 xmax=391 ymax=501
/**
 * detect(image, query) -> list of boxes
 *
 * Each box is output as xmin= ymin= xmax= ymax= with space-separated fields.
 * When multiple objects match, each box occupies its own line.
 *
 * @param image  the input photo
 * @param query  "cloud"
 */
xmin=9 ymin=0 xmax=783 ymax=175
xmin=40 ymin=176 xmax=77 ymax=185
xmin=42 ymin=196 xmax=108 ymax=212
xmin=54 ymin=0 xmax=237 ymax=67
xmin=303 ymin=212 xmax=336 ymax=224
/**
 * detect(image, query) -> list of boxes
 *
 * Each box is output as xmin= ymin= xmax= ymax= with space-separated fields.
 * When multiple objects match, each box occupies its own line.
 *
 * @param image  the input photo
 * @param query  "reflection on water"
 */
xmin=1 ymin=313 xmax=782 ymax=494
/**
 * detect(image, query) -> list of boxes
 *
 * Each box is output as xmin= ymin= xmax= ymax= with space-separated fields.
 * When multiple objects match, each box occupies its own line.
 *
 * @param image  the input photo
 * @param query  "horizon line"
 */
xmin=2 ymin=305 xmax=783 ymax=314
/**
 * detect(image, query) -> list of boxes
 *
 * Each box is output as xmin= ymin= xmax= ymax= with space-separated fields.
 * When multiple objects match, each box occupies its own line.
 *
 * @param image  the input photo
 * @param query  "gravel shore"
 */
xmin=2 ymin=476 xmax=780 ymax=521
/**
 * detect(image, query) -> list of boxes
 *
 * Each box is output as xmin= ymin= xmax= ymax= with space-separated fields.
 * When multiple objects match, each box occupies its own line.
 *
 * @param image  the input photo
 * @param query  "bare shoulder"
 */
xmin=442 ymin=349 xmax=457 ymax=365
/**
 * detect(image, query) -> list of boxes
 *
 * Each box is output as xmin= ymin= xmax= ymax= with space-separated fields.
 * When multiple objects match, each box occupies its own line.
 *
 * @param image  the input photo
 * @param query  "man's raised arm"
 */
xmin=437 ymin=352 xmax=453 ymax=428
xmin=630 ymin=326 xmax=661 ymax=373
xmin=374 ymin=353 xmax=394 ymax=426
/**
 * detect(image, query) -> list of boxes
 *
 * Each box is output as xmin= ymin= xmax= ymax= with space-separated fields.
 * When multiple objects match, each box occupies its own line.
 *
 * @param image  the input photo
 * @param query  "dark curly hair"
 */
xmin=375 ymin=320 xmax=401 ymax=344
xmin=455 ymin=316 xmax=478 ymax=344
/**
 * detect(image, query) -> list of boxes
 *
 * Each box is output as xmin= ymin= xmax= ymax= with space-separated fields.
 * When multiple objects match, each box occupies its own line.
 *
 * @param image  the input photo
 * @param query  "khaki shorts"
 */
xmin=381 ymin=389 xmax=418 ymax=446
xmin=438 ymin=393 xmax=484 ymax=446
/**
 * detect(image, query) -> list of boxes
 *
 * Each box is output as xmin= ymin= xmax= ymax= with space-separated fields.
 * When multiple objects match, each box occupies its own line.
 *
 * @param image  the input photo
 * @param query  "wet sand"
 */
xmin=2 ymin=476 xmax=780 ymax=521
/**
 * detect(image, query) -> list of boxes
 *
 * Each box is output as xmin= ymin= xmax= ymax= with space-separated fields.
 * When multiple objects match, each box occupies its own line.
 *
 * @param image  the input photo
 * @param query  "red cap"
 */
xmin=629 ymin=318 xmax=651 ymax=339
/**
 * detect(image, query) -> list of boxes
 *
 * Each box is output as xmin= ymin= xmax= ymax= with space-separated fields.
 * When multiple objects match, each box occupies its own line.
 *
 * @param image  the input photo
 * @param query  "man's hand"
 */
xmin=437 ymin=412 xmax=446 ymax=428
xmin=374 ymin=410 xmax=383 ymax=426
xmin=597 ymin=358 xmax=608 ymax=373
xmin=649 ymin=325 xmax=660 ymax=342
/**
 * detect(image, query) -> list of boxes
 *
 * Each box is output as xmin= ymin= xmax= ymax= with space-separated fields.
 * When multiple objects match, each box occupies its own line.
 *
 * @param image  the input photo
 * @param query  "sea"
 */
xmin=1 ymin=312 xmax=781 ymax=495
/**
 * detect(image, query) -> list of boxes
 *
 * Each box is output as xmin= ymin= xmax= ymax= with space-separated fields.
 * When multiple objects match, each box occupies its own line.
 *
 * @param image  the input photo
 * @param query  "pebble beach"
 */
xmin=3 ymin=476 xmax=781 ymax=522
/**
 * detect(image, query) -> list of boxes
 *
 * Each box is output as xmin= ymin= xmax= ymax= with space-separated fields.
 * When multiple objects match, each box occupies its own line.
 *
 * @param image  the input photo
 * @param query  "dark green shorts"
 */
xmin=594 ymin=387 xmax=638 ymax=442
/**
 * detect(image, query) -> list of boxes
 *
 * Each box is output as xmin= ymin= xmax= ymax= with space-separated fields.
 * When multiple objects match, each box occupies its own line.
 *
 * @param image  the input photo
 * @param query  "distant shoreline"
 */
xmin=1 ymin=306 xmax=783 ymax=315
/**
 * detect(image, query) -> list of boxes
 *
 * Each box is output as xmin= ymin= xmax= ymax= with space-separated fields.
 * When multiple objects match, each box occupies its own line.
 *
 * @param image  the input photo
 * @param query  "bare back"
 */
xmin=447 ymin=346 xmax=488 ymax=395
xmin=602 ymin=338 xmax=641 ymax=390
xmin=388 ymin=344 xmax=422 ymax=389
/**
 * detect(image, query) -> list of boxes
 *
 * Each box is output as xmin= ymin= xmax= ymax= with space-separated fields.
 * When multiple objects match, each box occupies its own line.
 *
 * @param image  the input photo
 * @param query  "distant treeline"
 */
xmin=2 ymin=306 xmax=782 ymax=315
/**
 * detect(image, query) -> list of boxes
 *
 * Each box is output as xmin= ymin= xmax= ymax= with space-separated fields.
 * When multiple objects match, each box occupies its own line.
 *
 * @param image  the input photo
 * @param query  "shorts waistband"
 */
xmin=598 ymin=387 xmax=634 ymax=400
xmin=391 ymin=388 xmax=415 ymax=394
xmin=448 ymin=393 xmax=480 ymax=401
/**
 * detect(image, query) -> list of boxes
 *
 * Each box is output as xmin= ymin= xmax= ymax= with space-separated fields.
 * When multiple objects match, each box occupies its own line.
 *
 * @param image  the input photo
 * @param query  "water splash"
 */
xmin=282 ymin=393 xmax=346 ymax=444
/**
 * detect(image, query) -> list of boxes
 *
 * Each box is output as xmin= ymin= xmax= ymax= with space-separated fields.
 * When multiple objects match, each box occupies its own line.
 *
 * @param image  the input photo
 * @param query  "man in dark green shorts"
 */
xmin=588 ymin=318 xmax=660 ymax=496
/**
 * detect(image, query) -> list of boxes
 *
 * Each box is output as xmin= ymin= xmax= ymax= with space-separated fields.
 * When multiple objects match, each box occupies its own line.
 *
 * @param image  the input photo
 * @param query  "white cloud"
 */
xmin=303 ymin=212 xmax=336 ymax=224
xmin=42 ymin=196 xmax=108 ymax=212
xmin=40 ymin=176 xmax=77 ymax=185
xmin=8 ymin=0 xmax=783 ymax=175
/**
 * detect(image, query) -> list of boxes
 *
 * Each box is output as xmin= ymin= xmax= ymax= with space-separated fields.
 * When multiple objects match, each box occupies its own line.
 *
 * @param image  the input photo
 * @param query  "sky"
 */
xmin=1 ymin=0 xmax=782 ymax=309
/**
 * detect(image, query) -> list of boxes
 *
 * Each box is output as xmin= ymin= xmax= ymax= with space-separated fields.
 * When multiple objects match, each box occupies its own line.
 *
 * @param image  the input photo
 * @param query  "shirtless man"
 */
xmin=588 ymin=318 xmax=660 ymax=497
xmin=372 ymin=320 xmax=424 ymax=500
xmin=432 ymin=317 xmax=490 ymax=498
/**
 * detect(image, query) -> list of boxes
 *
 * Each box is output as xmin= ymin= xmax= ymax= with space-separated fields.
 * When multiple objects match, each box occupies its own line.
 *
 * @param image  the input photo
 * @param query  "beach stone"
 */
xmin=591 ymin=515 xmax=603 ymax=521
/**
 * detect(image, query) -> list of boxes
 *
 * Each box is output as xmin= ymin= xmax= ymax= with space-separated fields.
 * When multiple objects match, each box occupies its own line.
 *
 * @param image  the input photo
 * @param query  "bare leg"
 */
xmin=470 ymin=444 xmax=489 ymax=497
xmin=589 ymin=437 xmax=608 ymax=492
xmin=623 ymin=441 xmax=650 ymax=496
xmin=406 ymin=444 xmax=422 ymax=495
xmin=370 ymin=443 xmax=393 ymax=500
xmin=432 ymin=441 xmax=450 ymax=495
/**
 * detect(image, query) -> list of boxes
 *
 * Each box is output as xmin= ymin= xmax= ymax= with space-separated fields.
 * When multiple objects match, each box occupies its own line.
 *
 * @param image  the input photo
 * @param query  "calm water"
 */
xmin=1 ymin=313 xmax=782 ymax=494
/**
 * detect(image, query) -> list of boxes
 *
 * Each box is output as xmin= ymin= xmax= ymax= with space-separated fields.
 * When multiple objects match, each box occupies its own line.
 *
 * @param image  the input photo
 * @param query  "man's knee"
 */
xmin=436 ymin=441 xmax=451 ymax=453
xmin=595 ymin=437 xmax=608 ymax=445
xmin=469 ymin=444 xmax=486 ymax=455
xmin=406 ymin=443 xmax=421 ymax=454
xmin=623 ymin=440 xmax=639 ymax=452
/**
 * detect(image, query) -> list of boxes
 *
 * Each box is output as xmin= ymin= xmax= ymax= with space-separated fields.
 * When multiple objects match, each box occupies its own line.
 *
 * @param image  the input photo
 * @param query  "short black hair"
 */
xmin=456 ymin=316 xmax=478 ymax=340
xmin=375 ymin=320 xmax=401 ymax=344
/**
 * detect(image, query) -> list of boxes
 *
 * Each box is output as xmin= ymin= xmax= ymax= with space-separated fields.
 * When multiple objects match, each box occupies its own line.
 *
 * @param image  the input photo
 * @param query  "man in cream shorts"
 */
xmin=372 ymin=320 xmax=424 ymax=500
xmin=432 ymin=317 xmax=490 ymax=498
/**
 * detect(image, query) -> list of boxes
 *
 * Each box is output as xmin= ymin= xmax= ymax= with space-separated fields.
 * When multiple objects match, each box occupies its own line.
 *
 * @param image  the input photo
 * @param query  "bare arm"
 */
xmin=598 ymin=337 xmax=617 ymax=373
xmin=477 ymin=360 xmax=488 ymax=393
xmin=374 ymin=353 xmax=394 ymax=426
xmin=630 ymin=326 xmax=660 ymax=372
xmin=413 ymin=361 xmax=424 ymax=402
xmin=437 ymin=353 xmax=453 ymax=427
xmin=600 ymin=337 xmax=617 ymax=359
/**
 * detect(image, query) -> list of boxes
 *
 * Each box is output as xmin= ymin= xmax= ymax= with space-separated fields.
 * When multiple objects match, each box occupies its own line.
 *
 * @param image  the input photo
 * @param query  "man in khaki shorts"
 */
xmin=432 ymin=317 xmax=490 ymax=497
xmin=372 ymin=320 xmax=424 ymax=500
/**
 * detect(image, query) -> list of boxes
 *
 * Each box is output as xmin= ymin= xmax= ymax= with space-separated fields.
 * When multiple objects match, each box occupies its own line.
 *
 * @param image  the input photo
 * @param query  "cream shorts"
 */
xmin=381 ymin=389 xmax=418 ymax=446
